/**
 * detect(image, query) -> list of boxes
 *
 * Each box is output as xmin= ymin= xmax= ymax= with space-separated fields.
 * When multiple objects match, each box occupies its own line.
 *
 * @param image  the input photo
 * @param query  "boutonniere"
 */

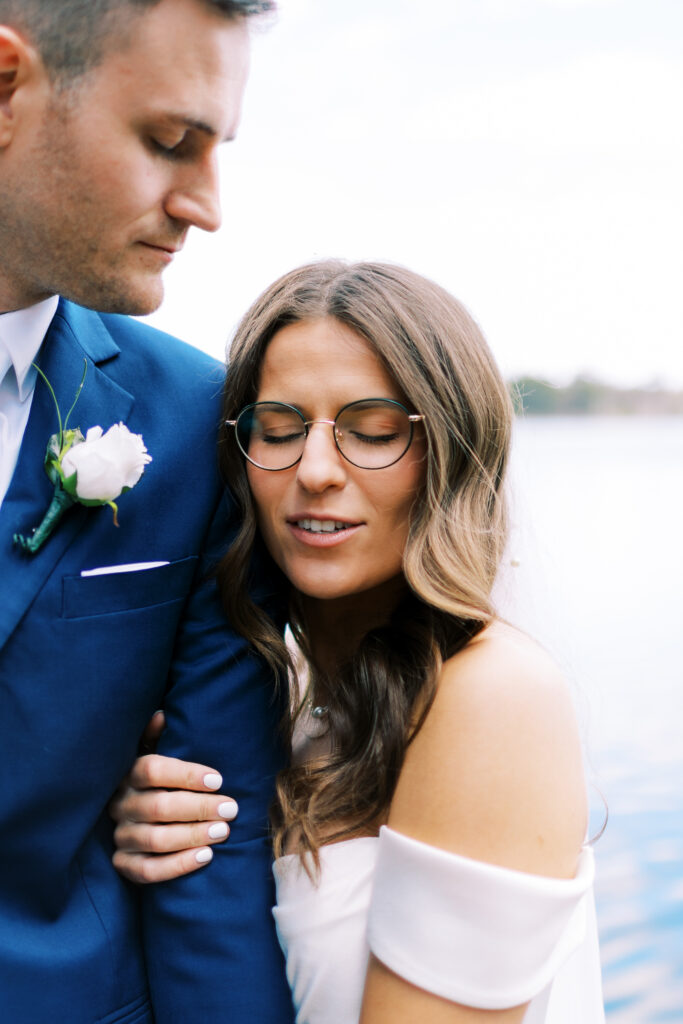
xmin=13 ymin=361 xmax=152 ymax=555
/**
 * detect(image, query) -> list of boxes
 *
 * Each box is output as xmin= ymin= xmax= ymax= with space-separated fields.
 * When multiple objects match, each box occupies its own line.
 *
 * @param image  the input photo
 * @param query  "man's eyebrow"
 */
xmin=166 ymin=114 xmax=236 ymax=144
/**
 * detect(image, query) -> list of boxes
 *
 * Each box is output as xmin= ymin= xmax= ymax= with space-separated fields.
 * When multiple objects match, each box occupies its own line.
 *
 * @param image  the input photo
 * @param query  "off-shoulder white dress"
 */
xmin=273 ymin=828 xmax=604 ymax=1024
xmin=274 ymin=665 xmax=605 ymax=1024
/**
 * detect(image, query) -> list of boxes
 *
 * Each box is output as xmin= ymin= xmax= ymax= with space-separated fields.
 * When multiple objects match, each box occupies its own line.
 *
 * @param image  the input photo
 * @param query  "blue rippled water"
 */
xmin=509 ymin=417 xmax=683 ymax=1022
xmin=594 ymin=756 xmax=683 ymax=1021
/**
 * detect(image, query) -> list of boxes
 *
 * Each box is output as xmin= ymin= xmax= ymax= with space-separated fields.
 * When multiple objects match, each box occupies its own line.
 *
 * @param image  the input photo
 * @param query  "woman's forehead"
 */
xmin=258 ymin=318 xmax=402 ymax=400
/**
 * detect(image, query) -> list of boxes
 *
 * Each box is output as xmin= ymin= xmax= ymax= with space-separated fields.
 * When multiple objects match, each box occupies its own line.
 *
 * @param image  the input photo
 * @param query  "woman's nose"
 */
xmin=295 ymin=422 xmax=347 ymax=492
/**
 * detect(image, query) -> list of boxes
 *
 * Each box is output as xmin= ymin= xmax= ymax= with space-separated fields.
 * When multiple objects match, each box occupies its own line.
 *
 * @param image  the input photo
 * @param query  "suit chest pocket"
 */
xmin=61 ymin=556 xmax=199 ymax=619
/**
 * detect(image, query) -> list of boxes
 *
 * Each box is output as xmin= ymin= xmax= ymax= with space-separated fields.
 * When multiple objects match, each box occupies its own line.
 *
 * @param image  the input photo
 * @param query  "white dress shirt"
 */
xmin=0 ymin=296 xmax=60 ymax=507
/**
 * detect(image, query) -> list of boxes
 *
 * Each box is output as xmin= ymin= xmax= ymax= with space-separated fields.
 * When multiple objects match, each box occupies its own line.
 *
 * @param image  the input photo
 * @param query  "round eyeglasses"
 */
xmin=226 ymin=398 xmax=424 ymax=471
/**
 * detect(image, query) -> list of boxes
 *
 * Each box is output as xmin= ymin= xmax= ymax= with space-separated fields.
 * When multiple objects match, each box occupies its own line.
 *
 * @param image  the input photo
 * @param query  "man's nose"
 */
xmin=164 ymin=154 xmax=222 ymax=233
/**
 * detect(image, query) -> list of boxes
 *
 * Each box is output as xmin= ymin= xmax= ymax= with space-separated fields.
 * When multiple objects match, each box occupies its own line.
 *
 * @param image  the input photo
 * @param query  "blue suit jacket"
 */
xmin=0 ymin=301 xmax=294 ymax=1023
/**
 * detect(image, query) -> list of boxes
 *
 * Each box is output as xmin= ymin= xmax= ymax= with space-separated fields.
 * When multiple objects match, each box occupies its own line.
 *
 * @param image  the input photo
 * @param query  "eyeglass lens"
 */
xmin=236 ymin=400 xmax=414 ymax=470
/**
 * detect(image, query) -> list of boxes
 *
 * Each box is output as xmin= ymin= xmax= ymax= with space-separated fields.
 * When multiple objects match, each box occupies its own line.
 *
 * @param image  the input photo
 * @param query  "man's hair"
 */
xmin=0 ymin=0 xmax=275 ymax=84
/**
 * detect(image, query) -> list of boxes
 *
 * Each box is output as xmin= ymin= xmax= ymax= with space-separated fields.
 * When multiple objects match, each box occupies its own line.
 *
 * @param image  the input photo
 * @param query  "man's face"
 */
xmin=0 ymin=0 xmax=250 ymax=314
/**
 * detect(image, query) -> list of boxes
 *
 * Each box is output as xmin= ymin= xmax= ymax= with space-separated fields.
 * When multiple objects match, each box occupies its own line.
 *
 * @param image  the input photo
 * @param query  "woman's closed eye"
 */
xmin=259 ymin=428 xmax=306 ymax=445
xmin=347 ymin=429 xmax=401 ymax=446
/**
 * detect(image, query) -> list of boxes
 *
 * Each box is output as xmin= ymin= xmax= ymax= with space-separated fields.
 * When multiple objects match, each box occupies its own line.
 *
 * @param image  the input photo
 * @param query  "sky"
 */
xmin=145 ymin=0 xmax=683 ymax=388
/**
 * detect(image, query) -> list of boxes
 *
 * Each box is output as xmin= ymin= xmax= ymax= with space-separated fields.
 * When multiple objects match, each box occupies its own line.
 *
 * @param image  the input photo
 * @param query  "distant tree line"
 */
xmin=509 ymin=375 xmax=683 ymax=415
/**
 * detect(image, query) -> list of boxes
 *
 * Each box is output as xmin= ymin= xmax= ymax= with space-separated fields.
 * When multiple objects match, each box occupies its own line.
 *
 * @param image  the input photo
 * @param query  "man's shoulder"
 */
xmin=57 ymin=299 xmax=225 ymax=406
xmin=98 ymin=309 xmax=222 ymax=374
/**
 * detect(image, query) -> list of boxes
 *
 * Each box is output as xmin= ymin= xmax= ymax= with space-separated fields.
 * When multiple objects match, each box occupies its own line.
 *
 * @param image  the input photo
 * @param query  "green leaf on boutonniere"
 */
xmin=44 ymin=435 xmax=63 ymax=488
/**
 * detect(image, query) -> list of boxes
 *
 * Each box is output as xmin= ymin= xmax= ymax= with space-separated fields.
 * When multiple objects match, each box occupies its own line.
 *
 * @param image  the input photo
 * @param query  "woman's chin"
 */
xmin=292 ymin=576 xmax=360 ymax=603
xmin=292 ymin=572 xmax=408 ymax=615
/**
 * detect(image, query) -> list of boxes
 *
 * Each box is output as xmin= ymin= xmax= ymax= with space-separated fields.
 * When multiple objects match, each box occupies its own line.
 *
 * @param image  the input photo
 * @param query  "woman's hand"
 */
xmin=110 ymin=717 xmax=239 ymax=884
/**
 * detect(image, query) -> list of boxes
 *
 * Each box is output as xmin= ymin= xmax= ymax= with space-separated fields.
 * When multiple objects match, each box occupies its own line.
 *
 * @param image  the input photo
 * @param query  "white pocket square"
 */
xmin=80 ymin=561 xmax=170 ymax=578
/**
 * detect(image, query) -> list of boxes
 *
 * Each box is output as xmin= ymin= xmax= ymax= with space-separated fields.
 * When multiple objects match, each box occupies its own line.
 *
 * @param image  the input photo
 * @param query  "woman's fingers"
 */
xmin=114 ymin=817 xmax=230 ymax=854
xmin=113 ymin=847 xmax=215 ymax=885
xmin=109 ymin=752 xmax=239 ymax=885
xmin=128 ymin=753 xmax=226 ymax=794
xmin=110 ymin=786 xmax=238 ymax=825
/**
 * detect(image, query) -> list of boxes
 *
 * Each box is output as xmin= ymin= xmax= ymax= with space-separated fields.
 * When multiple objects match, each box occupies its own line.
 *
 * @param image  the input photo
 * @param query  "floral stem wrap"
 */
xmin=13 ymin=485 xmax=77 ymax=554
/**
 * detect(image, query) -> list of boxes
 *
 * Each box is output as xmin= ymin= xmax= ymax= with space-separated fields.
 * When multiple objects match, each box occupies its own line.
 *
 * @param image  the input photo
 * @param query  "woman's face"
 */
xmin=246 ymin=317 xmax=426 ymax=610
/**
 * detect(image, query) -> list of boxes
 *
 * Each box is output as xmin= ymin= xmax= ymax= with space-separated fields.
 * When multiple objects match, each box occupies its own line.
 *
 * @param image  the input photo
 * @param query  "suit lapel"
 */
xmin=0 ymin=300 xmax=134 ymax=651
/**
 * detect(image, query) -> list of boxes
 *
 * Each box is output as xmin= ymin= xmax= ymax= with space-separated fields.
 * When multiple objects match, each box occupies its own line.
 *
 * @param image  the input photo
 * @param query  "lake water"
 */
xmin=505 ymin=417 xmax=683 ymax=1022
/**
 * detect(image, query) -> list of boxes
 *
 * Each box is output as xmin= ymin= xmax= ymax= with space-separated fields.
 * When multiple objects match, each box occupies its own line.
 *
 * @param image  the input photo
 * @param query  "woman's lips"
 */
xmin=287 ymin=518 xmax=363 ymax=547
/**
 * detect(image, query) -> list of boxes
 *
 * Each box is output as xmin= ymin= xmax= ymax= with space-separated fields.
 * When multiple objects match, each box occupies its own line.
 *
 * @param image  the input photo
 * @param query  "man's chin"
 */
xmin=63 ymin=275 xmax=165 ymax=316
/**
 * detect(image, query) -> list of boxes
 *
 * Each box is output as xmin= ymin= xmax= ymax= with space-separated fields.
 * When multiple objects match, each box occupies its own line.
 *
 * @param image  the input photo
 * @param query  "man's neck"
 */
xmin=0 ymin=272 xmax=55 ymax=315
xmin=0 ymin=292 xmax=58 ymax=316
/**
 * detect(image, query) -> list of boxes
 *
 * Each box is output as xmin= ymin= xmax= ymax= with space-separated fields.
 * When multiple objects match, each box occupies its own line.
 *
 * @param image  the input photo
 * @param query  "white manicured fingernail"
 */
xmin=203 ymin=773 xmax=223 ymax=790
xmin=208 ymin=822 xmax=229 ymax=839
xmin=218 ymin=800 xmax=238 ymax=821
xmin=196 ymin=848 xmax=213 ymax=864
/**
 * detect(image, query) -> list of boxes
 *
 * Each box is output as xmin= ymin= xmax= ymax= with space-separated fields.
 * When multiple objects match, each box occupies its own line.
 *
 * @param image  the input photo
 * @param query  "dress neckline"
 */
xmin=274 ymin=834 xmax=380 ymax=867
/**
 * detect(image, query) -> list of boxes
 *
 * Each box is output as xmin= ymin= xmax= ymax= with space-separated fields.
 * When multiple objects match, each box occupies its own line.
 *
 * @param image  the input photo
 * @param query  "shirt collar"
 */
xmin=0 ymin=296 xmax=60 ymax=402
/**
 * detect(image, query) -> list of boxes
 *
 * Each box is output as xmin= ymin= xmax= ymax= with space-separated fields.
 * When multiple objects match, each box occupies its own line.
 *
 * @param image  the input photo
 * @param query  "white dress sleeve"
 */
xmin=367 ymin=825 xmax=598 ymax=1012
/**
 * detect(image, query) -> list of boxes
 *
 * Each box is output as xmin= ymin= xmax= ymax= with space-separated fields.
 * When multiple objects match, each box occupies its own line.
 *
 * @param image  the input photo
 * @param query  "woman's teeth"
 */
xmin=297 ymin=519 xmax=350 ymax=533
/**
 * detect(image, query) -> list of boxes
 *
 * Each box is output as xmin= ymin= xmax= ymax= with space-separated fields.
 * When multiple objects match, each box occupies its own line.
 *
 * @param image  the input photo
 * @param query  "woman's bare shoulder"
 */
xmin=453 ymin=620 xmax=574 ymax=710
xmin=387 ymin=621 xmax=587 ymax=878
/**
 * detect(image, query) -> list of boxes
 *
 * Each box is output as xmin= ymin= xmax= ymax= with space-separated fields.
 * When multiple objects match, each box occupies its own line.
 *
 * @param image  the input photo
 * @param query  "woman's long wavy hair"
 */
xmin=216 ymin=260 xmax=514 ymax=863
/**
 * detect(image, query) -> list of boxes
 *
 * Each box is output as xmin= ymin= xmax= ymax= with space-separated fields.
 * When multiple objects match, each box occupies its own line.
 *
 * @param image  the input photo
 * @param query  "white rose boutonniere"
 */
xmin=13 ymin=362 xmax=152 ymax=555
xmin=61 ymin=424 xmax=151 ymax=502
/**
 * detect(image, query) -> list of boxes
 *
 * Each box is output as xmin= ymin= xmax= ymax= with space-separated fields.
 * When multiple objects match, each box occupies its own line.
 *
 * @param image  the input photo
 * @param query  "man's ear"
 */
xmin=0 ymin=26 xmax=39 ymax=147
